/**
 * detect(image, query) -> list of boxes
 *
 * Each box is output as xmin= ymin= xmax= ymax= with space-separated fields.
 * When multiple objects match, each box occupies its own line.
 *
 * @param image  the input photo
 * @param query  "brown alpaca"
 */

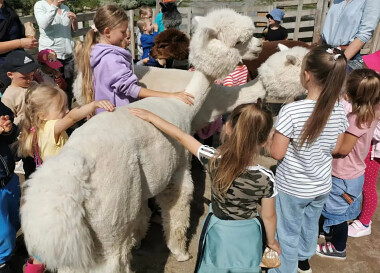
xmin=150 ymin=28 xmax=190 ymax=61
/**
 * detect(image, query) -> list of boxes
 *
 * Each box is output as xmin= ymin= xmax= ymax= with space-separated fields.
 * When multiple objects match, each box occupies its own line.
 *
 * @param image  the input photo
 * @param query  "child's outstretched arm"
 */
xmin=129 ymin=108 xmax=201 ymax=156
xmin=138 ymin=88 xmax=194 ymax=105
xmin=54 ymin=100 xmax=115 ymax=141
xmin=261 ymin=197 xmax=281 ymax=255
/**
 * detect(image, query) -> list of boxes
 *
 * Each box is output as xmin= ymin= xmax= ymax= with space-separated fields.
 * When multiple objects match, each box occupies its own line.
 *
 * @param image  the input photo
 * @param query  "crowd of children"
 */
xmin=0 ymin=2 xmax=379 ymax=273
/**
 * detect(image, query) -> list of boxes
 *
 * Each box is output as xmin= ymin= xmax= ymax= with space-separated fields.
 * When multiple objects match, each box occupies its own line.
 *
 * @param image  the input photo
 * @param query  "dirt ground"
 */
xmin=11 ymin=155 xmax=380 ymax=273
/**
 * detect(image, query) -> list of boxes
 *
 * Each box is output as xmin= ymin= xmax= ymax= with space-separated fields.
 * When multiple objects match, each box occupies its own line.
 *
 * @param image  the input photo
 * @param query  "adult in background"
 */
xmin=321 ymin=0 xmax=380 ymax=70
xmin=0 ymin=0 xmax=38 ymax=93
xmin=34 ymin=0 xmax=77 ymax=107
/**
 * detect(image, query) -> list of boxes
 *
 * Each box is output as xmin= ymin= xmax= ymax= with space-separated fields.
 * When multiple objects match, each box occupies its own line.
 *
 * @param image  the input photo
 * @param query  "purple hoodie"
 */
xmin=90 ymin=44 xmax=141 ymax=114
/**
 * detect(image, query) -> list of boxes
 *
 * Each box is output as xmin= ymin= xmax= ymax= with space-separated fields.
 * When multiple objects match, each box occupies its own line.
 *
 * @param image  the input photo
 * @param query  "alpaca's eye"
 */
xmin=235 ymin=41 xmax=242 ymax=46
xmin=158 ymin=44 xmax=168 ymax=49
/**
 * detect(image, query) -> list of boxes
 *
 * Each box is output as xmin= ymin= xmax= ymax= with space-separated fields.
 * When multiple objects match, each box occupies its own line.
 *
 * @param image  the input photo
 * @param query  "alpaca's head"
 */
xmin=258 ymin=45 xmax=309 ymax=100
xmin=189 ymin=9 xmax=262 ymax=79
xmin=151 ymin=29 xmax=190 ymax=61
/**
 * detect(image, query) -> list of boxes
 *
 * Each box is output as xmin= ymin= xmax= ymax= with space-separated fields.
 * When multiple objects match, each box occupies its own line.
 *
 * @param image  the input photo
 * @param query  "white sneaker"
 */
xmin=14 ymin=160 xmax=25 ymax=175
xmin=348 ymin=220 xmax=371 ymax=237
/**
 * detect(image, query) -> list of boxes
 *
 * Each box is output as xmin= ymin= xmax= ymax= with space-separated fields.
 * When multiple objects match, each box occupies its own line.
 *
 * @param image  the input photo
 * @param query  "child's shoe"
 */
xmin=316 ymin=242 xmax=346 ymax=260
xmin=24 ymin=258 xmax=45 ymax=273
xmin=297 ymin=259 xmax=312 ymax=273
xmin=348 ymin=220 xmax=371 ymax=237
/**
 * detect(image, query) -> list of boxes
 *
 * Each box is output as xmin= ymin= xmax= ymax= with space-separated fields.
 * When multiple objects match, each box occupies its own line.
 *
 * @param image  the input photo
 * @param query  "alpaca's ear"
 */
xmin=278 ymin=44 xmax=289 ymax=51
xmin=193 ymin=16 xmax=204 ymax=27
xmin=285 ymin=55 xmax=297 ymax=65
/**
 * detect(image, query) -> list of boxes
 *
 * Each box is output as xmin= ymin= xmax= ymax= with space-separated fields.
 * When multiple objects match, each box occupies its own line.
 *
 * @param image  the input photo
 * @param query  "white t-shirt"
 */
xmin=275 ymin=100 xmax=348 ymax=198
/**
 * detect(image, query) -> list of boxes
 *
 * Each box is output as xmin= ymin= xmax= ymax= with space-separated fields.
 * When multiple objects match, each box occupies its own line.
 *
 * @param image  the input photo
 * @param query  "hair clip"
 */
xmin=91 ymin=25 xmax=98 ymax=33
xmin=30 ymin=127 xmax=36 ymax=133
xmin=334 ymin=54 xmax=341 ymax=60
xmin=326 ymin=48 xmax=334 ymax=54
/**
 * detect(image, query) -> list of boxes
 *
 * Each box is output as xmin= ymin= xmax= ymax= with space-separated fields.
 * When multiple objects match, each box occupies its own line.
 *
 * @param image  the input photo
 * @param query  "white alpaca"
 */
xmin=21 ymin=9 xmax=263 ymax=273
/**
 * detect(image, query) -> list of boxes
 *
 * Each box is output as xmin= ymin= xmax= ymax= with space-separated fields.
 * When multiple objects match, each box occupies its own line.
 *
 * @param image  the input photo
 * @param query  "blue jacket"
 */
xmin=141 ymin=32 xmax=160 ymax=67
xmin=0 ymin=101 xmax=17 ymax=187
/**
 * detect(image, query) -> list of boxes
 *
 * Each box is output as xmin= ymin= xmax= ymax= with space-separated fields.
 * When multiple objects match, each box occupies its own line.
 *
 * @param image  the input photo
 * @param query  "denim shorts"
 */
xmin=322 ymin=175 xmax=364 ymax=233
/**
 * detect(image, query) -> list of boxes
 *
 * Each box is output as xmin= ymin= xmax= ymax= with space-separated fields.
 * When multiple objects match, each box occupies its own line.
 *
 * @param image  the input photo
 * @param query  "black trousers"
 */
xmin=58 ymin=56 xmax=75 ymax=108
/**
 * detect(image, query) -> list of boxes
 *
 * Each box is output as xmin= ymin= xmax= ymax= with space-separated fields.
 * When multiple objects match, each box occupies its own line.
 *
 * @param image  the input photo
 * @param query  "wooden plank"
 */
xmin=276 ymin=0 xmax=318 ymax=6
xmin=369 ymin=23 xmax=380 ymax=52
xmin=128 ymin=9 xmax=135 ymax=60
xmin=313 ymin=0 xmax=325 ymax=43
xmin=293 ymin=0 xmax=303 ymax=40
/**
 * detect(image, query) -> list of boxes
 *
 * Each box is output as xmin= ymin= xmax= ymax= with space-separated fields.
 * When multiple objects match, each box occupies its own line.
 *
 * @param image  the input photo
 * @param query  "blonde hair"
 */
xmin=346 ymin=69 xmax=380 ymax=128
xmin=139 ymin=5 xmax=153 ymax=17
xmin=137 ymin=18 xmax=151 ymax=32
xmin=210 ymin=103 xmax=273 ymax=196
xmin=299 ymin=46 xmax=347 ymax=147
xmin=82 ymin=5 xmax=128 ymax=105
xmin=18 ymin=83 xmax=67 ymax=158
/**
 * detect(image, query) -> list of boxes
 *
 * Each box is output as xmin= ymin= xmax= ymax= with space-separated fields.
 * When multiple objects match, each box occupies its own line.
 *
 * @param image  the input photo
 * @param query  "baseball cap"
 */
xmin=37 ymin=49 xmax=63 ymax=69
xmin=266 ymin=9 xmax=285 ymax=22
xmin=4 ymin=50 xmax=40 ymax=74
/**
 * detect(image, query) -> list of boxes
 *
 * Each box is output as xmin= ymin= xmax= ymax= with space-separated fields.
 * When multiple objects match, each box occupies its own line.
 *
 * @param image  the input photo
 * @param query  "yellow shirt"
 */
xmin=38 ymin=120 xmax=68 ymax=161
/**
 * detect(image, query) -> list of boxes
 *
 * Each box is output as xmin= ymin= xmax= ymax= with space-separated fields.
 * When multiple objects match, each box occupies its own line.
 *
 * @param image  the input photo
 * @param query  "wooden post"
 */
xmin=313 ymin=0 xmax=325 ymax=44
xmin=128 ymin=9 xmax=135 ymax=60
xmin=370 ymin=23 xmax=380 ymax=53
xmin=293 ymin=0 xmax=303 ymax=41
xmin=156 ymin=0 xmax=160 ymax=15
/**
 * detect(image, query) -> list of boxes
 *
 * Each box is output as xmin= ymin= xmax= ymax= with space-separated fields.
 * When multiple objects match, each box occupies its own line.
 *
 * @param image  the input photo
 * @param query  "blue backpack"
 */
xmin=194 ymin=205 xmax=264 ymax=273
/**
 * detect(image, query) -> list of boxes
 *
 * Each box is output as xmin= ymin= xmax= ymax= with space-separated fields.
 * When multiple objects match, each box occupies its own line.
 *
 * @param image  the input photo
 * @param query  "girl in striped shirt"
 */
xmin=269 ymin=46 xmax=348 ymax=273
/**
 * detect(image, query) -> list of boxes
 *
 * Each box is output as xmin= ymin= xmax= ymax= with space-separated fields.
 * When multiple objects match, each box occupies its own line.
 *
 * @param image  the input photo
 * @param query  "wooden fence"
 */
xmin=20 ymin=0 xmax=380 ymax=59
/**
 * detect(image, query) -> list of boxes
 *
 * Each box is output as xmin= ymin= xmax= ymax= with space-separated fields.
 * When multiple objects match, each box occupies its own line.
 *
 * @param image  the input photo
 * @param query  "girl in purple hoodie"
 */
xmin=81 ymin=4 xmax=194 ymax=114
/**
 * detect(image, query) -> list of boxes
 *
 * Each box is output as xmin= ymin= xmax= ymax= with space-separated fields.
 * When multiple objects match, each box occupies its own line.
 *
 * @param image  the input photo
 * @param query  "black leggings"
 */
xmin=331 ymin=222 xmax=348 ymax=251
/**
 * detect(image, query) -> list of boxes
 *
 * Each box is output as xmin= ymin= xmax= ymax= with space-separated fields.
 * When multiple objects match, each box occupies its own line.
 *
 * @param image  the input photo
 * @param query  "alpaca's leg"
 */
xmin=155 ymin=166 xmax=194 ymax=262
xmin=132 ymin=201 xmax=151 ymax=248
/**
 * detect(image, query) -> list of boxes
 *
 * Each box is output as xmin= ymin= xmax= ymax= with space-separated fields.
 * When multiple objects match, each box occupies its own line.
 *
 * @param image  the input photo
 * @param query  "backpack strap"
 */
xmin=194 ymin=212 xmax=213 ymax=273
xmin=256 ymin=215 xmax=267 ymax=253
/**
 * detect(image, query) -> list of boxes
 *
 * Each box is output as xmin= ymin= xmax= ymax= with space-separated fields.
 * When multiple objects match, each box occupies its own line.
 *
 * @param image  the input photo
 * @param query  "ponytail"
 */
xmin=299 ymin=46 xmax=347 ymax=147
xmin=81 ymin=29 xmax=98 ymax=105
xmin=346 ymin=69 xmax=380 ymax=128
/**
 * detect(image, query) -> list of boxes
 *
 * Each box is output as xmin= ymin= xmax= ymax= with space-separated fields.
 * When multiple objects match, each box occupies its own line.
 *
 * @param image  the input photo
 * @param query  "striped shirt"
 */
xmin=223 ymin=65 xmax=248 ymax=87
xmin=275 ymin=100 xmax=348 ymax=198
xmin=198 ymin=145 xmax=277 ymax=220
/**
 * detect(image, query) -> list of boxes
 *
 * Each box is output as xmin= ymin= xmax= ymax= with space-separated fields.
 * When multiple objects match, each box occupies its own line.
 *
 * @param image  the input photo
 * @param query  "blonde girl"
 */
xmin=131 ymin=103 xmax=280 ymax=272
xmin=18 ymin=83 xmax=114 ymax=165
xmin=317 ymin=69 xmax=380 ymax=260
xmin=19 ymin=83 xmax=114 ymax=273
xmin=269 ymin=46 xmax=348 ymax=273
xmin=81 ymin=4 xmax=193 ymax=114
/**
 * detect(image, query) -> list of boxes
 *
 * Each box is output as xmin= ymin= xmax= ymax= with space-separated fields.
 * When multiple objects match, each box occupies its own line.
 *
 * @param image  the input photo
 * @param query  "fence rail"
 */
xmin=20 ymin=0 xmax=380 ymax=59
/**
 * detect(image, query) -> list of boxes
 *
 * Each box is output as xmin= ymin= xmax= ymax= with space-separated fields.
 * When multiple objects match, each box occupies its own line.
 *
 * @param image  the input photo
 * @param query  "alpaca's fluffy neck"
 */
xmin=185 ymin=70 xmax=214 ymax=119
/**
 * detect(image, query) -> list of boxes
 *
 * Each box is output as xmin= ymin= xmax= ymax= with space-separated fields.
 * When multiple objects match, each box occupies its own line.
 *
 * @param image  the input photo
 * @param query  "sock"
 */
xmin=298 ymin=259 xmax=310 ymax=270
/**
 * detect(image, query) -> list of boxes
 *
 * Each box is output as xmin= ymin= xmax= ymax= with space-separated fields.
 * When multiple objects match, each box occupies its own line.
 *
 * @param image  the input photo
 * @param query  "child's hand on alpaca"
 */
xmin=153 ymin=23 xmax=158 ymax=32
xmin=170 ymin=90 xmax=195 ymax=105
xmin=267 ymin=239 xmax=281 ymax=255
xmin=0 ymin=115 xmax=12 ymax=134
xmin=142 ymin=57 xmax=149 ymax=64
xmin=93 ymin=100 xmax=115 ymax=112
xmin=129 ymin=108 xmax=155 ymax=123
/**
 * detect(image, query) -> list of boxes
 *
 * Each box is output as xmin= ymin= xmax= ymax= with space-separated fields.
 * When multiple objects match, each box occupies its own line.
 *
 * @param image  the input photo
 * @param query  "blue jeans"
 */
xmin=0 ymin=175 xmax=20 ymax=263
xmin=322 ymin=175 xmax=364 ymax=233
xmin=269 ymin=191 xmax=329 ymax=273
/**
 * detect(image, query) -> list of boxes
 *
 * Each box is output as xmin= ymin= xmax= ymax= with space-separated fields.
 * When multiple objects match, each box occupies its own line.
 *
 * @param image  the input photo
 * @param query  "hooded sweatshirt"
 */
xmin=90 ymin=44 xmax=141 ymax=114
